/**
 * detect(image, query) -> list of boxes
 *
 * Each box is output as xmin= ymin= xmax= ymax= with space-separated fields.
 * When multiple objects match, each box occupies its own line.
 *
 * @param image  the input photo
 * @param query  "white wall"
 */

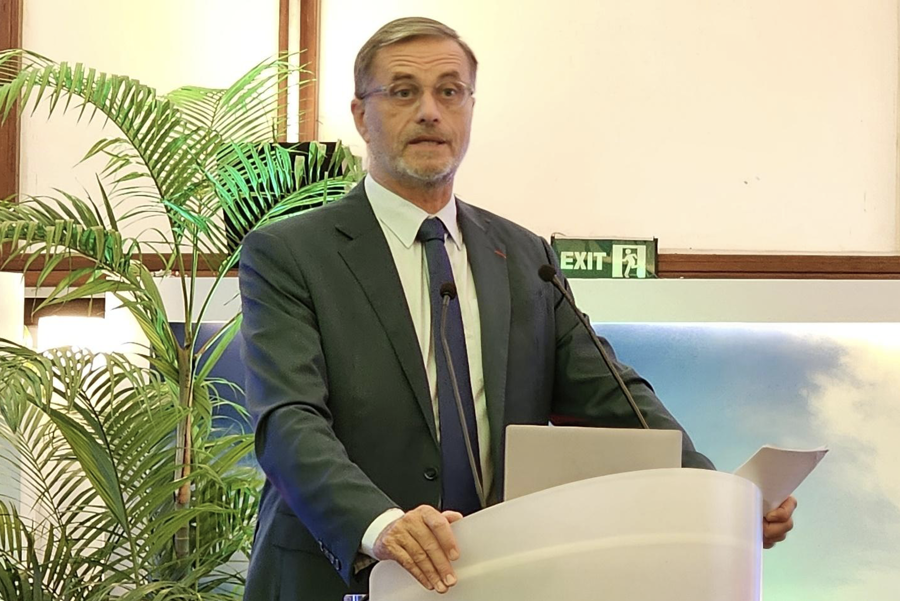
xmin=18 ymin=1 xmax=899 ymax=254
xmin=318 ymin=0 xmax=900 ymax=253
xmin=0 ymin=273 xmax=24 ymax=342
xmin=19 ymin=0 xmax=280 ymax=243
xmin=0 ymin=273 xmax=24 ymax=513
xmin=570 ymin=279 xmax=900 ymax=323
xmin=154 ymin=276 xmax=900 ymax=324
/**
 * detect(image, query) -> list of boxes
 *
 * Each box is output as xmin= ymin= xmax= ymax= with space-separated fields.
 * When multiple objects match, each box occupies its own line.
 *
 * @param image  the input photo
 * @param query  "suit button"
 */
xmin=423 ymin=467 xmax=438 ymax=481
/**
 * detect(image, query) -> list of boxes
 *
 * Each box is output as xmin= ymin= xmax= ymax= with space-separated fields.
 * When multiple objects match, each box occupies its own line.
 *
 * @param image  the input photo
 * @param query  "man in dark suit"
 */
xmin=239 ymin=17 xmax=796 ymax=601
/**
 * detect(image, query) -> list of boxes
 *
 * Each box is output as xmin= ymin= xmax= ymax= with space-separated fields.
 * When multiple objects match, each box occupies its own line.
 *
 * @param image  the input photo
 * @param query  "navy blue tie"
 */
xmin=417 ymin=217 xmax=482 ymax=516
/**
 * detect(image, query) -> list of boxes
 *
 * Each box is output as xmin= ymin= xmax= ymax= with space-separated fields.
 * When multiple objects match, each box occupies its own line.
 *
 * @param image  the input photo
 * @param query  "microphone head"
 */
xmin=538 ymin=264 xmax=557 ymax=282
xmin=439 ymin=282 xmax=458 ymax=300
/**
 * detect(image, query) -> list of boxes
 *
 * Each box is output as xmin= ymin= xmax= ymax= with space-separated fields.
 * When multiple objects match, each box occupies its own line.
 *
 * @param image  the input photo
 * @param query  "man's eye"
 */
xmin=439 ymin=85 xmax=461 ymax=97
xmin=390 ymin=86 xmax=417 ymax=99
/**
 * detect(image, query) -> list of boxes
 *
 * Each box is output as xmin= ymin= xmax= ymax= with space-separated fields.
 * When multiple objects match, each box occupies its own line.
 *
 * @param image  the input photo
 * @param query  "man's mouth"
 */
xmin=407 ymin=136 xmax=447 ymax=146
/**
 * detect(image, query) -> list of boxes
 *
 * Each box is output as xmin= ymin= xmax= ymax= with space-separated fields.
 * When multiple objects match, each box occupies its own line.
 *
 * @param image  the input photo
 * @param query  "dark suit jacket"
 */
xmin=238 ymin=181 xmax=713 ymax=601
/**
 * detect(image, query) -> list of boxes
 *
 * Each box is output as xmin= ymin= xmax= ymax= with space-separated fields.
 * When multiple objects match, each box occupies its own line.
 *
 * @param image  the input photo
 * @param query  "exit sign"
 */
xmin=550 ymin=236 xmax=658 ymax=279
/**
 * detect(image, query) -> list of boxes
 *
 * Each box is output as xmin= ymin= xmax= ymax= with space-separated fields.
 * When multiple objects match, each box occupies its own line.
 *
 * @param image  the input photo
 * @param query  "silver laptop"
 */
xmin=503 ymin=425 xmax=682 ymax=500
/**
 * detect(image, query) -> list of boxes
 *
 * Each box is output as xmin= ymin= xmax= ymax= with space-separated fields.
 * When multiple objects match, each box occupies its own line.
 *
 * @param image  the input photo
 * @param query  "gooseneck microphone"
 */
xmin=537 ymin=265 xmax=650 ymax=430
xmin=439 ymin=282 xmax=487 ymax=509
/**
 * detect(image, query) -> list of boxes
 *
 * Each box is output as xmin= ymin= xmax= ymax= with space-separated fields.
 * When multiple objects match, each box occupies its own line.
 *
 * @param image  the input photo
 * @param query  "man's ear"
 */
xmin=351 ymin=98 xmax=369 ymax=144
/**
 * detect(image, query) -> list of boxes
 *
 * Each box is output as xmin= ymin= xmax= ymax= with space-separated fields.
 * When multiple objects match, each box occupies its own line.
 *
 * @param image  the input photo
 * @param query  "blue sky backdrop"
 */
xmin=597 ymin=323 xmax=900 ymax=601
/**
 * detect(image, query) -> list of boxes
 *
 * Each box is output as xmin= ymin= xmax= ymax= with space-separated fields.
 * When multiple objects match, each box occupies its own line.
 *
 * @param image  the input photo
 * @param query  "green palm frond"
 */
xmin=0 ymin=193 xmax=181 ymax=375
xmin=0 ymin=51 xmax=303 ymax=239
xmin=0 ymin=503 xmax=83 ymax=601
xmin=0 ymin=47 xmax=362 ymax=598
xmin=0 ymin=50 xmax=180 ymax=202
xmin=0 ymin=341 xmax=261 ymax=598
xmin=193 ymin=140 xmax=362 ymax=275
xmin=167 ymin=55 xmax=305 ymax=148
xmin=0 ymin=192 xmax=140 ymax=290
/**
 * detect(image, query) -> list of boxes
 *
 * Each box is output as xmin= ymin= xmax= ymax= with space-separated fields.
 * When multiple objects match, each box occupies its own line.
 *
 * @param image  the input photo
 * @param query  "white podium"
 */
xmin=370 ymin=468 xmax=762 ymax=601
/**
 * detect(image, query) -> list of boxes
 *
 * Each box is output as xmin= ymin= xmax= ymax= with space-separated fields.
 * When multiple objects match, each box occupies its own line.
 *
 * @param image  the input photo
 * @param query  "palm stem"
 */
xmin=173 ymin=344 xmax=194 ymax=559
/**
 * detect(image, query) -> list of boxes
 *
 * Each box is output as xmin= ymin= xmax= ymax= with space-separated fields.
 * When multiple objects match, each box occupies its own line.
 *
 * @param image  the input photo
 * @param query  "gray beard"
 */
xmin=395 ymin=156 xmax=457 ymax=187
xmin=370 ymin=146 xmax=464 ymax=189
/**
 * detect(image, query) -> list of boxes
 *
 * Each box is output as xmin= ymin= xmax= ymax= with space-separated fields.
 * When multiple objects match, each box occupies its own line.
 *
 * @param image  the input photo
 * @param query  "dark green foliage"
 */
xmin=0 ymin=50 xmax=363 ymax=599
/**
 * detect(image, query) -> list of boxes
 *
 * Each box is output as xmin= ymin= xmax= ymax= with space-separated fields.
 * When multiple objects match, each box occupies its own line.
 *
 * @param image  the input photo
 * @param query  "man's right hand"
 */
xmin=372 ymin=505 xmax=463 ymax=593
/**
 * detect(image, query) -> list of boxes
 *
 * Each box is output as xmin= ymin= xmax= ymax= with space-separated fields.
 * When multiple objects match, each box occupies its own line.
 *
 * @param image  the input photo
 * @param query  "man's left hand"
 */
xmin=763 ymin=496 xmax=797 ymax=549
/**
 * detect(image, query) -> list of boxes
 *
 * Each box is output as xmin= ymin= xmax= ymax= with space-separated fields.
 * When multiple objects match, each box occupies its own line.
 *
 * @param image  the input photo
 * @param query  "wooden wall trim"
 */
xmin=0 ymin=0 xmax=23 ymax=202
xmin=298 ymin=0 xmax=320 ymax=141
xmin=23 ymin=297 xmax=105 ymax=326
xmin=276 ymin=0 xmax=320 ymax=142
xmin=1 ymin=247 xmax=233 ymax=287
xmin=276 ymin=0 xmax=290 ymax=142
xmin=658 ymin=254 xmax=900 ymax=279
xmin=4 ymin=250 xmax=900 ymax=287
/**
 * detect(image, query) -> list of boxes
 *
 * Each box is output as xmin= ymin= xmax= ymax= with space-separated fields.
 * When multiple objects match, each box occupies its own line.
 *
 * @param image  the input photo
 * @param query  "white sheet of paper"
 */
xmin=733 ymin=445 xmax=828 ymax=513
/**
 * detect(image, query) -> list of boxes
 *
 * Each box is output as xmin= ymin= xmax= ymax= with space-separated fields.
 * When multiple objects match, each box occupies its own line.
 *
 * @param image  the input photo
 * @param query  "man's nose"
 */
xmin=414 ymin=89 xmax=442 ymax=123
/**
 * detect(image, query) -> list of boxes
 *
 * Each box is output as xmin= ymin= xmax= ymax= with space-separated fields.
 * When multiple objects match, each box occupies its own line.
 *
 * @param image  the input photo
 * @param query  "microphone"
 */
xmin=538 ymin=265 xmax=650 ymax=429
xmin=439 ymin=282 xmax=457 ymax=301
xmin=439 ymin=281 xmax=487 ymax=509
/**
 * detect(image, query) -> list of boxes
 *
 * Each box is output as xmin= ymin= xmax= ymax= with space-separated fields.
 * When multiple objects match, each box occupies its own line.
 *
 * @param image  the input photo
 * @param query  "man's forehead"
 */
xmin=372 ymin=38 xmax=471 ymax=81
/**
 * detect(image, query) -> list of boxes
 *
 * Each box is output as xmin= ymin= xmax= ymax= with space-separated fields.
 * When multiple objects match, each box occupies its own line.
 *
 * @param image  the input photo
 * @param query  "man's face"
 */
xmin=351 ymin=37 xmax=475 ymax=189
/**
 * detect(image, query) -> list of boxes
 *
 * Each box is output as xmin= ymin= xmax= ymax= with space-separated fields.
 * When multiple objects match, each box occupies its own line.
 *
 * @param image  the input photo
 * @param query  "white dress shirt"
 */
xmin=359 ymin=175 xmax=494 ymax=558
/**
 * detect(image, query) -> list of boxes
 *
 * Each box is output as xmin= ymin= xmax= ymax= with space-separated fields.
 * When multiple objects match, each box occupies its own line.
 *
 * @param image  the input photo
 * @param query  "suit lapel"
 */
xmin=335 ymin=185 xmax=437 ymax=444
xmin=457 ymin=201 xmax=510 ymax=484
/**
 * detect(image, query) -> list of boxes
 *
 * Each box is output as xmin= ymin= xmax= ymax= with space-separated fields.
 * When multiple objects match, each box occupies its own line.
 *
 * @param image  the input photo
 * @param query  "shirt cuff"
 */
xmin=360 ymin=508 xmax=405 ymax=558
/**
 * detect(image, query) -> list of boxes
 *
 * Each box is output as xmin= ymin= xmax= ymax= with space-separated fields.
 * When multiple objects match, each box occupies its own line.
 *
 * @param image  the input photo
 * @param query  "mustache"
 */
xmin=403 ymin=130 xmax=449 ymax=144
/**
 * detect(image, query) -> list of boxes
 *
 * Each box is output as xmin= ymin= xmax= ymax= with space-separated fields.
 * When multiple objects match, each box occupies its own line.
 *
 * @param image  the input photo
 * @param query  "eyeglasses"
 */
xmin=359 ymin=80 xmax=475 ymax=109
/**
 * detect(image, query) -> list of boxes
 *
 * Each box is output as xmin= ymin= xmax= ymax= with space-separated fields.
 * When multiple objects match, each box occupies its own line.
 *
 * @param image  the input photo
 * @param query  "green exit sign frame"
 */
xmin=550 ymin=236 xmax=659 ymax=279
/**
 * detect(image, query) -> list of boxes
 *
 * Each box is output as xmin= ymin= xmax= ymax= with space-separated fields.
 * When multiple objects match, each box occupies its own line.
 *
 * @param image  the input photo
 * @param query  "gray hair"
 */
xmin=354 ymin=17 xmax=478 ymax=98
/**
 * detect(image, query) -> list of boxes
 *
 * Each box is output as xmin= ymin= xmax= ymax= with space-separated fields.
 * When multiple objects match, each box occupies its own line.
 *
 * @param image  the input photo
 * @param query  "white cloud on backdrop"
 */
xmin=804 ymin=325 xmax=900 ymax=514
xmin=602 ymin=322 xmax=900 ymax=600
xmin=800 ymin=324 xmax=900 ymax=597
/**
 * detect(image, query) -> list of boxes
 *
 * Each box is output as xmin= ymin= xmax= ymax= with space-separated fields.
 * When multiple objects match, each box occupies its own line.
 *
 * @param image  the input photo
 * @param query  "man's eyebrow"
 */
xmin=389 ymin=72 xmax=417 ymax=83
xmin=436 ymin=69 xmax=462 ymax=80
xmin=388 ymin=69 xmax=463 ymax=83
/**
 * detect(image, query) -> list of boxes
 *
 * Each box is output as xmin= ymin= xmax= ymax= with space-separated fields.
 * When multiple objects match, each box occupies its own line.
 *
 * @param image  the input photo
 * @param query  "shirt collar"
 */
xmin=365 ymin=175 xmax=462 ymax=250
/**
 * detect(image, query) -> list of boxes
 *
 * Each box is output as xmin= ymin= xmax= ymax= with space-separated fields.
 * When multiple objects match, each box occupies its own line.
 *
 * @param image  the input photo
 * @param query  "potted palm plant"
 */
xmin=0 ymin=50 xmax=363 ymax=599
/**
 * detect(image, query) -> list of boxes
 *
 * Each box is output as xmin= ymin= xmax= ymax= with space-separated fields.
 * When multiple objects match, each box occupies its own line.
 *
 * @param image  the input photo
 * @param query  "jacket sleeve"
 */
xmin=540 ymin=240 xmax=715 ymax=470
xmin=239 ymin=227 xmax=399 ymax=583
